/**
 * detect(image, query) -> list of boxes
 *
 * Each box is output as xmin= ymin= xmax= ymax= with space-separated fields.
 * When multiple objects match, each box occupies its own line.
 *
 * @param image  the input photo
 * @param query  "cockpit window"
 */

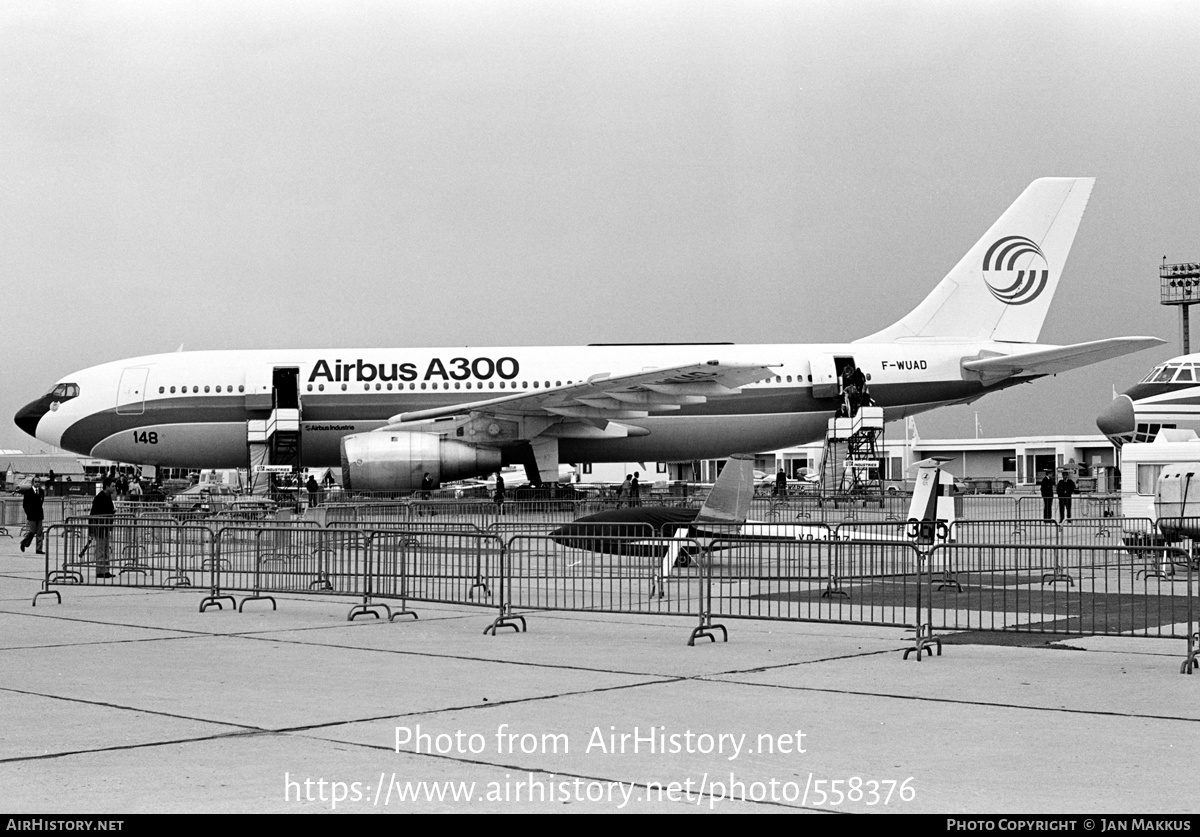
xmin=1177 ymin=367 xmax=1195 ymax=382
xmin=49 ymin=383 xmax=80 ymax=400
xmin=1151 ymin=365 xmax=1180 ymax=383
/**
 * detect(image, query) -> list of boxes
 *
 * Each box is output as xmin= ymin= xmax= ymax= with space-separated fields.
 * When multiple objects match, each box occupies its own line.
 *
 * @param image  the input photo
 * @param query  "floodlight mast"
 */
xmin=1160 ymin=257 xmax=1200 ymax=353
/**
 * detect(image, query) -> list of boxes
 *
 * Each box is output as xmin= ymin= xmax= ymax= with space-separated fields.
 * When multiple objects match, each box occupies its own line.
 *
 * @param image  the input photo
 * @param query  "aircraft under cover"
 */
xmin=16 ymin=178 xmax=1164 ymax=489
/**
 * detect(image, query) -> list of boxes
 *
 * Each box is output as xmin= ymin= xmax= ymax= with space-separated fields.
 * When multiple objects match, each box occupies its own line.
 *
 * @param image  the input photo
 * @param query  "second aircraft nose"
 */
xmin=1096 ymin=395 xmax=1136 ymax=443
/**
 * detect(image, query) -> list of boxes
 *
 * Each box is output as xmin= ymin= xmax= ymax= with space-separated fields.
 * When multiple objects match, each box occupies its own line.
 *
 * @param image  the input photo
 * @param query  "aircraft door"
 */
xmin=273 ymin=367 xmax=300 ymax=410
xmin=812 ymin=355 xmax=856 ymax=398
xmin=116 ymin=367 xmax=149 ymax=415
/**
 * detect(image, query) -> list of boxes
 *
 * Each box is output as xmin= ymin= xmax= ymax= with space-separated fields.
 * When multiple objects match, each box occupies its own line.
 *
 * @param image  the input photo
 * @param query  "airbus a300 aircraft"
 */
xmin=16 ymin=178 xmax=1163 ymax=490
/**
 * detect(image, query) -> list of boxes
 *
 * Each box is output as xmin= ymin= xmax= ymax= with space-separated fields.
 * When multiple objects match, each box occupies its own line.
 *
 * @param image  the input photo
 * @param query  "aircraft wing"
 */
xmin=961 ymin=337 xmax=1165 ymax=385
xmin=379 ymin=360 xmax=777 ymax=431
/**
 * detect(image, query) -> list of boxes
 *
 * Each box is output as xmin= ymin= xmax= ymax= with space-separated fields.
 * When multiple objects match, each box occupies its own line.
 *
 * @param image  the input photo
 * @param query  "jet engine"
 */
xmin=340 ymin=431 xmax=502 ymax=491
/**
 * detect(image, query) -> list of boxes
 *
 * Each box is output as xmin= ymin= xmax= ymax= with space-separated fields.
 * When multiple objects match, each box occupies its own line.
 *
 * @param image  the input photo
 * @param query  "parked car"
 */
xmin=168 ymin=485 xmax=274 ymax=518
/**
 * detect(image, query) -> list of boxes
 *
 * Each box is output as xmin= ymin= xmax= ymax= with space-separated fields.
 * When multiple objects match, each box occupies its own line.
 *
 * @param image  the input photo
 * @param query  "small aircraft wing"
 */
xmin=378 ymin=360 xmax=776 ymax=430
xmin=961 ymin=337 xmax=1165 ymax=385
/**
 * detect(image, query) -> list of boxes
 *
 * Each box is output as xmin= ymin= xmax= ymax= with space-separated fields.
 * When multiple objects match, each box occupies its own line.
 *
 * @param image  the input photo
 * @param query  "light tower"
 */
xmin=1160 ymin=257 xmax=1200 ymax=354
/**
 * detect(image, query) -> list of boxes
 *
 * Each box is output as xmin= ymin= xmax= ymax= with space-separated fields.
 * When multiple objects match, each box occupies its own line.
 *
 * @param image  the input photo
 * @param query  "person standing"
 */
xmin=616 ymin=474 xmax=631 ymax=508
xmin=774 ymin=469 xmax=787 ymax=498
xmin=493 ymin=472 xmax=505 ymax=516
xmin=630 ymin=472 xmax=641 ymax=507
xmin=89 ymin=479 xmax=117 ymax=579
xmin=18 ymin=476 xmax=46 ymax=554
xmin=1056 ymin=470 xmax=1076 ymax=522
xmin=306 ymin=475 xmax=321 ymax=507
xmin=1039 ymin=470 xmax=1055 ymax=521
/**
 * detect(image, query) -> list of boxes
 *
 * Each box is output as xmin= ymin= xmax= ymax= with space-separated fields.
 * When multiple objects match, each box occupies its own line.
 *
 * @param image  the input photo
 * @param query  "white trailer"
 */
xmin=1119 ymin=430 xmax=1200 ymax=522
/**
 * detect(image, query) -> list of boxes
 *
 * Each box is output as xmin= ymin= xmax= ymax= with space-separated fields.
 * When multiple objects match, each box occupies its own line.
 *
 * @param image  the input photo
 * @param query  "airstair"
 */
xmin=818 ymin=406 xmax=885 ymax=504
xmin=247 ymin=367 xmax=302 ymax=494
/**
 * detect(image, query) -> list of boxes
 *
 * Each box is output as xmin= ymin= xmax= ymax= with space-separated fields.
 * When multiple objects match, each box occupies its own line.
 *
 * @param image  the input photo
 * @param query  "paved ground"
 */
xmin=0 ymin=531 xmax=1197 ymax=814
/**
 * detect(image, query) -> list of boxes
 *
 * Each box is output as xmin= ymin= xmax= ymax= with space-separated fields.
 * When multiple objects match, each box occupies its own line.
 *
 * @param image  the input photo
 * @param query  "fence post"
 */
xmin=485 ymin=534 xmax=525 ymax=634
xmin=687 ymin=538 xmax=727 ymax=646
xmin=904 ymin=543 xmax=942 ymax=660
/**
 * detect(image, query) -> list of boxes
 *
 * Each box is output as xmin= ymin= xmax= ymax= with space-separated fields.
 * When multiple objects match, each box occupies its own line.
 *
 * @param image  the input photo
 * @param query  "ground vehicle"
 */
xmin=168 ymin=485 xmax=274 ymax=518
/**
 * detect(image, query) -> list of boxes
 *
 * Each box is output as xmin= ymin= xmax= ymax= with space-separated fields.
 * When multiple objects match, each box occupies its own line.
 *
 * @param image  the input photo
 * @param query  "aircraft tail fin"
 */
xmin=694 ymin=454 xmax=756 ymax=525
xmin=857 ymin=177 xmax=1094 ymax=344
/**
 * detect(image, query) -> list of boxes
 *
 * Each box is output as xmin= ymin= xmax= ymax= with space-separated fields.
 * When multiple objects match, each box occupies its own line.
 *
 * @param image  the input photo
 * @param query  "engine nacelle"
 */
xmin=340 ymin=431 xmax=502 ymax=491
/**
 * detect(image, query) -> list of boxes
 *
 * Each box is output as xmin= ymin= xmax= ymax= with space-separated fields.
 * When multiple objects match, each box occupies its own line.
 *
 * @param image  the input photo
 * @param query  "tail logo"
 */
xmin=981 ymin=235 xmax=1050 ymax=306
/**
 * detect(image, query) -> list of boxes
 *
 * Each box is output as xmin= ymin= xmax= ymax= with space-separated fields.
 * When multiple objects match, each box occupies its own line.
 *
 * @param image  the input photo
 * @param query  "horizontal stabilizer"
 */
xmin=961 ymin=337 xmax=1165 ymax=385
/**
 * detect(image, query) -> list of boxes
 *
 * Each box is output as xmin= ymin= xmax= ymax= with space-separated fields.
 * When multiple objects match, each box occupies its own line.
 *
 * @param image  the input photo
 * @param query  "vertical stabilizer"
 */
xmin=694 ymin=454 xmax=757 ymax=525
xmin=857 ymin=177 xmax=1094 ymax=344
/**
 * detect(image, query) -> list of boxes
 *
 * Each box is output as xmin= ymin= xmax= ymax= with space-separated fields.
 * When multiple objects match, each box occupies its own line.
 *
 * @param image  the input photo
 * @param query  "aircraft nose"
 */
xmin=1096 ymin=395 xmax=1136 ymax=442
xmin=14 ymin=398 xmax=47 ymax=439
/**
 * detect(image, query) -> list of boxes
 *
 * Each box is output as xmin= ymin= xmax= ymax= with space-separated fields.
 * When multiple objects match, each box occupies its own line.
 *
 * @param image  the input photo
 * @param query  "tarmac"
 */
xmin=0 ymin=531 xmax=1197 ymax=814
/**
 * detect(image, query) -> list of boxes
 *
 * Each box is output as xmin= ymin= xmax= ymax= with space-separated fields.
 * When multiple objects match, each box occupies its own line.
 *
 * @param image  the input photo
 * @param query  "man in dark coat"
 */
xmin=1056 ymin=471 xmax=1076 ymax=522
xmin=19 ymin=476 xmax=46 ymax=554
xmin=494 ymin=472 xmax=505 ymax=515
xmin=1039 ymin=471 xmax=1055 ymax=521
xmin=88 ymin=479 xmax=117 ymax=579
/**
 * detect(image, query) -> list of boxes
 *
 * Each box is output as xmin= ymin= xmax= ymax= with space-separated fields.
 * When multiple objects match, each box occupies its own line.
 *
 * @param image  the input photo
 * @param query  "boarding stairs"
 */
xmin=818 ymin=406 xmax=885 ymax=506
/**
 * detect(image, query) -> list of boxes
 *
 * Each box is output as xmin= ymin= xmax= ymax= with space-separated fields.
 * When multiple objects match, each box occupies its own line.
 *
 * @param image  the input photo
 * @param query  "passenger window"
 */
xmin=1137 ymin=464 xmax=1164 ymax=495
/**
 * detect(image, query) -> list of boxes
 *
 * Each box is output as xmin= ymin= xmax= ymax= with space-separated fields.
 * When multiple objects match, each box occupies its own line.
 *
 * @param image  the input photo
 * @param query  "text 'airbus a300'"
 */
xmin=16 ymin=178 xmax=1163 ymax=489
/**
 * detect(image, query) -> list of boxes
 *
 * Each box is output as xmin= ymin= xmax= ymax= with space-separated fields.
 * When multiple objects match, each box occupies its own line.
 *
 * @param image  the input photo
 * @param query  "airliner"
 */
xmin=16 ymin=178 xmax=1163 ymax=490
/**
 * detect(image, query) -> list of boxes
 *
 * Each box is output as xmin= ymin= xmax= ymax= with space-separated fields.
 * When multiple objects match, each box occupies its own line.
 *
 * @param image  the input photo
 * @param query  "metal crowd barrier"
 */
xmin=28 ymin=515 xmax=1200 ymax=674
xmin=948 ymin=517 xmax=1156 ymax=547
xmin=924 ymin=544 xmax=1195 ymax=644
xmin=492 ymin=533 xmax=704 ymax=638
xmin=34 ymin=521 xmax=217 ymax=604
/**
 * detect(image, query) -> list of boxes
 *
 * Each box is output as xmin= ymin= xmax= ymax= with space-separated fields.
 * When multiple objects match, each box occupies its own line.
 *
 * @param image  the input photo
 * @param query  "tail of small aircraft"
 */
xmin=693 ymin=454 xmax=757 ymax=525
xmin=857 ymin=177 xmax=1095 ymax=344
xmin=660 ymin=455 xmax=755 ymax=579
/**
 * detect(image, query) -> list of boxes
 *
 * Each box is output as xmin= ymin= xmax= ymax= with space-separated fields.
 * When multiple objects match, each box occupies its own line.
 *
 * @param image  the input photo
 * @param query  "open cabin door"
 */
xmin=811 ymin=355 xmax=856 ymax=399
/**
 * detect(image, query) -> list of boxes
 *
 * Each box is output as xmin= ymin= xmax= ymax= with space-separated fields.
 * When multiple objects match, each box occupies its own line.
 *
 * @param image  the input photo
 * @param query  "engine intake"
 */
xmin=340 ymin=431 xmax=501 ymax=491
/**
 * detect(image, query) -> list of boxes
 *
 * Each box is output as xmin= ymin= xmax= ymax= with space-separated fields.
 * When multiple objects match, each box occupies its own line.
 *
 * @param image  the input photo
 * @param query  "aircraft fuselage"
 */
xmin=19 ymin=342 xmax=1018 ymax=469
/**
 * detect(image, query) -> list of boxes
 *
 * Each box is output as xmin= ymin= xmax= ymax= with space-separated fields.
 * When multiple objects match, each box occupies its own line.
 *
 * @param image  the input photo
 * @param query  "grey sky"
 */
xmin=3 ymin=1 xmax=1198 ymax=453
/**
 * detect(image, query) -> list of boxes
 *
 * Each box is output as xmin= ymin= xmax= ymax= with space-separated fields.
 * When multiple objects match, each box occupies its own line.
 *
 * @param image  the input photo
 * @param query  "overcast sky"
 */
xmin=3 ymin=1 xmax=1198 ymax=454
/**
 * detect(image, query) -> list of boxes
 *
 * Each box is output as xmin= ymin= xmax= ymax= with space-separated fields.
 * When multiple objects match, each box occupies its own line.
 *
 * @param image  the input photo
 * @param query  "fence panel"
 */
xmin=501 ymin=534 xmax=703 ymax=618
xmin=702 ymin=537 xmax=921 ymax=630
xmin=36 ymin=521 xmax=217 ymax=599
xmin=365 ymin=530 xmax=503 ymax=613
xmin=925 ymin=544 xmax=1195 ymax=639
